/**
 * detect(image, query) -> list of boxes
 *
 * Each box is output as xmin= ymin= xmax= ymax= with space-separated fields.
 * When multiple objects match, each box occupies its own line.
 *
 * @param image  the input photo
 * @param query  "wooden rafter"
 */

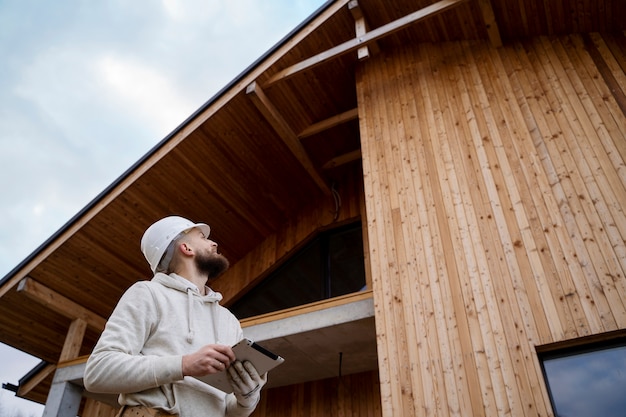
xmin=17 ymin=277 xmax=106 ymax=331
xmin=298 ymin=108 xmax=359 ymax=139
xmin=322 ymin=150 xmax=362 ymax=170
xmin=265 ymin=0 xmax=469 ymax=86
xmin=246 ymin=81 xmax=330 ymax=195
xmin=348 ymin=0 xmax=380 ymax=60
xmin=59 ymin=318 xmax=87 ymax=362
xmin=17 ymin=364 xmax=56 ymax=397
xmin=476 ymin=0 xmax=502 ymax=47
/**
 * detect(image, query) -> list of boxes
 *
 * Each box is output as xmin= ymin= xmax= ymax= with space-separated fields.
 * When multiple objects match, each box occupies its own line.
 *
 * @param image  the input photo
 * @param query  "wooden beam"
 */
xmin=265 ymin=0 xmax=468 ymax=86
xmin=298 ymin=108 xmax=359 ymax=139
xmin=246 ymin=81 xmax=330 ymax=195
xmin=322 ymin=149 xmax=362 ymax=170
xmin=476 ymin=0 xmax=502 ymax=47
xmin=17 ymin=277 xmax=106 ymax=331
xmin=348 ymin=0 xmax=380 ymax=60
xmin=0 ymin=1 xmax=354 ymax=297
xmin=59 ymin=318 xmax=87 ymax=362
xmin=240 ymin=290 xmax=373 ymax=327
xmin=17 ymin=364 xmax=56 ymax=398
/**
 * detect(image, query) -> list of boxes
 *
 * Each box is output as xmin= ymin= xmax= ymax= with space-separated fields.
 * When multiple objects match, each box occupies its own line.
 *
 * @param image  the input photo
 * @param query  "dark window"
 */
xmin=229 ymin=223 xmax=366 ymax=319
xmin=539 ymin=337 xmax=626 ymax=417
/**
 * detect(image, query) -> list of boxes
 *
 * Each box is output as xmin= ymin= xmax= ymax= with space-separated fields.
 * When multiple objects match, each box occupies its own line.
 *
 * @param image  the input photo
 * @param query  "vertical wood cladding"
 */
xmin=252 ymin=371 xmax=381 ymax=417
xmin=82 ymin=371 xmax=381 ymax=417
xmin=357 ymin=34 xmax=626 ymax=417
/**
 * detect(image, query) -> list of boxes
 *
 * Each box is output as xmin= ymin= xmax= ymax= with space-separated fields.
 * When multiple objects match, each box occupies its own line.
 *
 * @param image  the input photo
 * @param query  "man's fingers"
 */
xmin=212 ymin=344 xmax=236 ymax=362
xmin=242 ymin=361 xmax=260 ymax=378
xmin=230 ymin=361 xmax=255 ymax=385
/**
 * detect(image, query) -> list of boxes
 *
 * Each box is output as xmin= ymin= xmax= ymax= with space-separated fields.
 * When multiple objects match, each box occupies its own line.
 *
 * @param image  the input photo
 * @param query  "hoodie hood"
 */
xmin=152 ymin=272 xmax=223 ymax=302
xmin=152 ymin=272 xmax=223 ymax=343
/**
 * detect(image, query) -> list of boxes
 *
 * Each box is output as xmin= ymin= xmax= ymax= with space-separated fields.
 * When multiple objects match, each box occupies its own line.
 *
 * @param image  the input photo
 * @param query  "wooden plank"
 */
xmin=265 ymin=0 xmax=469 ymax=86
xmin=590 ymin=33 xmax=626 ymax=95
xmin=409 ymin=44 xmax=468 ymax=416
xmin=523 ymin=38 xmax=619 ymax=333
xmin=17 ymin=364 xmax=56 ymax=398
xmin=479 ymin=41 xmax=569 ymax=413
xmin=557 ymin=35 xmax=626 ymax=326
xmin=17 ymin=277 xmax=106 ymax=331
xmin=349 ymin=0 xmax=370 ymax=59
xmin=409 ymin=42 xmax=483 ymax=416
xmin=507 ymin=39 xmax=599 ymax=336
xmin=600 ymin=33 xmax=626 ymax=77
xmin=82 ymin=399 xmax=118 ymax=417
xmin=379 ymin=52 xmax=429 ymax=415
xmin=536 ymin=36 xmax=626 ymax=327
xmin=357 ymin=57 xmax=396 ymax=417
xmin=255 ymin=371 xmax=381 ymax=417
xmin=58 ymin=355 xmax=90 ymax=368
xmin=581 ymin=34 xmax=626 ymax=116
xmin=246 ymin=81 xmax=330 ymax=195
xmin=446 ymin=40 xmax=530 ymax=415
xmin=239 ymin=290 xmax=373 ymax=327
xmin=348 ymin=0 xmax=380 ymax=59
xmin=503 ymin=39 xmax=591 ymax=342
xmin=59 ymin=318 xmax=87 ymax=362
xmin=369 ymin=54 xmax=413 ymax=416
xmin=458 ymin=41 xmax=543 ymax=415
xmin=428 ymin=41 xmax=512 ymax=415
xmin=298 ymin=108 xmax=358 ymax=139
xmin=476 ymin=0 xmax=502 ymax=47
xmin=322 ymin=149 xmax=362 ymax=170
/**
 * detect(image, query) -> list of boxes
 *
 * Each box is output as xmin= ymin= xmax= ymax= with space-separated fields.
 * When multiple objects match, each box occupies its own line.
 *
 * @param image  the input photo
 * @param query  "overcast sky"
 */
xmin=0 ymin=1 xmax=325 ymax=415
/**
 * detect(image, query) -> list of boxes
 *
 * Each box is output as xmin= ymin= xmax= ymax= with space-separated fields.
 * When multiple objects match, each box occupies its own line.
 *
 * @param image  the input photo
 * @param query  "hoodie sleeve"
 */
xmin=84 ymin=282 xmax=184 ymax=394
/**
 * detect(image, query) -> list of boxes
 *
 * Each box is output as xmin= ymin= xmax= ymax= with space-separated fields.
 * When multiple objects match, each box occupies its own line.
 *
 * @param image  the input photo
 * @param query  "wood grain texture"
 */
xmin=358 ymin=34 xmax=626 ymax=417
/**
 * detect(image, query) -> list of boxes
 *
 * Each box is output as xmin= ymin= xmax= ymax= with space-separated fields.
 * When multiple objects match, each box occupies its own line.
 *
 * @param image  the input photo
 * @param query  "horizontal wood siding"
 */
xmin=252 ymin=371 xmax=381 ymax=417
xmin=357 ymin=34 xmax=626 ymax=417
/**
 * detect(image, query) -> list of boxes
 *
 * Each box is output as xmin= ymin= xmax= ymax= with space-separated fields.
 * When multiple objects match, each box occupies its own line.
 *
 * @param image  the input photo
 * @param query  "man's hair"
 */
xmin=155 ymin=231 xmax=190 ymax=274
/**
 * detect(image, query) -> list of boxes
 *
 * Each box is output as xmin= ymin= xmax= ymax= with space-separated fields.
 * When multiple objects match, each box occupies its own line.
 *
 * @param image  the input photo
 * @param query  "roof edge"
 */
xmin=0 ymin=0 xmax=335 ymax=290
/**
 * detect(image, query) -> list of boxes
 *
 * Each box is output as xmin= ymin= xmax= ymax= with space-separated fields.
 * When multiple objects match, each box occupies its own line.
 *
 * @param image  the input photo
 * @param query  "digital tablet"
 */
xmin=194 ymin=338 xmax=285 ymax=393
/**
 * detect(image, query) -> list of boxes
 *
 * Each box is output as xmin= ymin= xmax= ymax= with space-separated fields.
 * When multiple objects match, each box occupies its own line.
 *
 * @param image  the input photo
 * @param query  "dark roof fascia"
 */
xmin=0 ymin=0 xmax=335 ymax=289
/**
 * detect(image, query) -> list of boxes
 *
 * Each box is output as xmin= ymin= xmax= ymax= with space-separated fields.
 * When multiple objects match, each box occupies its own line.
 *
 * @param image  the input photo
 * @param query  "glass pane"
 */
xmin=228 ymin=222 xmax=366 ymax=320
xmin=329 ymin=226 xmax=366 ymax=297
xmin=229 ymin=239 xmax=322 ymax=319
xmin=542 ymin=344 xmax=626 ymax=417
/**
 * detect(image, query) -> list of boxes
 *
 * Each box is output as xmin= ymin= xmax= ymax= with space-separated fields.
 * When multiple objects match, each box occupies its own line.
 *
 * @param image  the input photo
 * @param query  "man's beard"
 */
xmin=195 ymin=250 xmax=230 ymax=279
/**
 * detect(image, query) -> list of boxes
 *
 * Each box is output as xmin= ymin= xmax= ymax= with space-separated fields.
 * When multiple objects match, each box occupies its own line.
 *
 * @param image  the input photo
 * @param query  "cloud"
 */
xmin=161 ymin=0 xmax=222 ymax=22
xmin=544 ymin=346 xmax=626 ymax=417
xmin=97 ymin=53 xmax=196 ymax=136
xmin=0 ymin=1 xmax=326 ymax=415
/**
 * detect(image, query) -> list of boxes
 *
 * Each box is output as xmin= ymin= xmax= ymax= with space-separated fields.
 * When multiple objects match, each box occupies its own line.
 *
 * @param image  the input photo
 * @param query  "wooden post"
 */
xmin=59 ymin=318 xmax=87 ymax=362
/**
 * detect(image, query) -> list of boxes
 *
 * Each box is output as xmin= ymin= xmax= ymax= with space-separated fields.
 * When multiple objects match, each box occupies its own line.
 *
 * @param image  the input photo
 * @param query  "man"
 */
xmin=85 ymin=216 xmax=266 ymax=417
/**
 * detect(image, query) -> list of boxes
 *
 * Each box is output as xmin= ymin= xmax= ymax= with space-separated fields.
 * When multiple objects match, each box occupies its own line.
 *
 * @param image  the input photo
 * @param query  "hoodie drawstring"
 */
xmin=186 ymin=288 xmax=195 ymax=343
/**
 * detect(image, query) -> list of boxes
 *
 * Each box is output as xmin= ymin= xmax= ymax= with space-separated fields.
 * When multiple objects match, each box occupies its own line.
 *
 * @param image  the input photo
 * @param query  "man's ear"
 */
xmin=178 ymin=242 xmax=193 ymax=256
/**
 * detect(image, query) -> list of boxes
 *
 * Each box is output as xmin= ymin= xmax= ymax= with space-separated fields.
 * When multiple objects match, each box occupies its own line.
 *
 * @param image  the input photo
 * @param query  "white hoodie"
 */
xmin=85 ymin=273 xmax=257 ymax=416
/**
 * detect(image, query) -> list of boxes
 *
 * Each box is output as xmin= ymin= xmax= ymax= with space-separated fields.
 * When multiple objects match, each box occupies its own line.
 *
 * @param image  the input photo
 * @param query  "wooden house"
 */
xmin=1 ymin=0 xmax=625 ymax=416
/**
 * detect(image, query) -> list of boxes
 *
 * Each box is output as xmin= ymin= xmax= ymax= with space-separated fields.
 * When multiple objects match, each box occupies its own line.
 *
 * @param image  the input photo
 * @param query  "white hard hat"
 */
xmin=140 ymin=216 xmax=211 ymax=273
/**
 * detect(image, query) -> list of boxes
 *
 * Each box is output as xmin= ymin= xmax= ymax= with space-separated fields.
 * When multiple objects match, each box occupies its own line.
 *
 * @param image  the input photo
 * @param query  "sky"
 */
xmin=542 ymin=345 xmax=626 ymax=417
xmin=0 ymin=0 xmax=326 ymax=415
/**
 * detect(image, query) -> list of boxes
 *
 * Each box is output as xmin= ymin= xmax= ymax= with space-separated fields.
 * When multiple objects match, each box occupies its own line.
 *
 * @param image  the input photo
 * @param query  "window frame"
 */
xmin=229 ymin=221 xmax=367 ymax=319
xmin=537 ymin=332 xmax=626 ymax=417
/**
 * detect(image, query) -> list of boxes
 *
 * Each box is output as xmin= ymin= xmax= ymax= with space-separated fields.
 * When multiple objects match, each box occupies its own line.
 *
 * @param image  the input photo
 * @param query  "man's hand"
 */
xmin=182 ymin=344 xmax=236 ymax=377
xmin=227 ymin=360 xmax=267 ymax=408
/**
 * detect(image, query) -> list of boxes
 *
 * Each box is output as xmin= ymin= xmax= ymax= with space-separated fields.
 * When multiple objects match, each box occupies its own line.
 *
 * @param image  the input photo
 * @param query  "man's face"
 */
xmin=190 ymin=229 xmax=230 ymax=279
